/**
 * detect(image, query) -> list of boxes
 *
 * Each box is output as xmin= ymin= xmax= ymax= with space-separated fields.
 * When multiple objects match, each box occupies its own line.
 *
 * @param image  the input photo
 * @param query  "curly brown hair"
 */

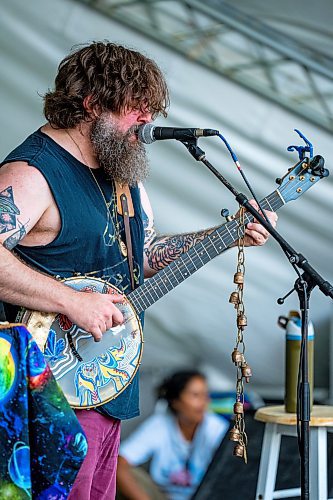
xmin=43 ymin=41 xmax=169 ymax=128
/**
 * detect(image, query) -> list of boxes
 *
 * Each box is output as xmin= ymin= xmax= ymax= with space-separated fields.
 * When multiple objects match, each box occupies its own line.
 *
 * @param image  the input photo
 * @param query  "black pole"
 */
xmin=294 ymin=275 xmax=315 ymax=500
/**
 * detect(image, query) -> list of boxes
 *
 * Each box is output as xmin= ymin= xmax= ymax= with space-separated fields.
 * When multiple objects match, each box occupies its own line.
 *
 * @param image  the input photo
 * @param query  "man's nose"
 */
xmin=138 ymin=111 xmax=152 ymax=124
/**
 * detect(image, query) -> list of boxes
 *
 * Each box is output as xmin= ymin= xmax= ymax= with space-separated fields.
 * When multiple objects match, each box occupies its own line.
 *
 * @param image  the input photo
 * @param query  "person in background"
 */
xmin=117 ymin=370 xmax=229 ymax=500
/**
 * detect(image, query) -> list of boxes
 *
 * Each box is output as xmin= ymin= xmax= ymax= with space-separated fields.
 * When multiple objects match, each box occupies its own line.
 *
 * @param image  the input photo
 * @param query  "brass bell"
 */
xmin=233 ymin=272 xmax=244 ymax=285
xmin=241 ymin=363 xmax=253 ymax=383
xmin=229 ymin=291 xmax=239 ymax=307
xmin=233 ymin=401 xmax=244 ymax=414
xmin=233 ymin=444 xmax=244 ymax=458
xmin=231 ymin=348 xmax=243 ymax=364
xmin=229 ymin=426 xmax=240 ymax=442
xmin=237 ymin=314 xmax=247 ymax=328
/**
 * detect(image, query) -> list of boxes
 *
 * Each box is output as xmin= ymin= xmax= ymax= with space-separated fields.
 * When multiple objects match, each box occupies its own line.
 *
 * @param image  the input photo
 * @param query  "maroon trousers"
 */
xmin=68 ymin=410 xmax=121 ymax=500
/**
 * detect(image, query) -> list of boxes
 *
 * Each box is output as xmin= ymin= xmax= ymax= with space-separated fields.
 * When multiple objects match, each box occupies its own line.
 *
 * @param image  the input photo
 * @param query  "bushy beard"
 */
xmin=90 ymin=114 xmax=149 ymax=186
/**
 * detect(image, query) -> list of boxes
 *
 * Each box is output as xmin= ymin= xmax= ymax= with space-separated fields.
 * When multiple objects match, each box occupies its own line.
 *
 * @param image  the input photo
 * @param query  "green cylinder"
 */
xmin=278 ymin=311 xmax=314 ymax=414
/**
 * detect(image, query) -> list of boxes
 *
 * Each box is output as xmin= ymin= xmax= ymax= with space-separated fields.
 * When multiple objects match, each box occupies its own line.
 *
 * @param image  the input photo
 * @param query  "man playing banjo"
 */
xmin=0 ymin=41 xmax=277 ymax=499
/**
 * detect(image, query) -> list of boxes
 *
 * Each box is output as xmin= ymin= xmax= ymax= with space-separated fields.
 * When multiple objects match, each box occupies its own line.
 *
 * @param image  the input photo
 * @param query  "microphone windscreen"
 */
xmin=137 ymin=124 xmax=155 ymax=144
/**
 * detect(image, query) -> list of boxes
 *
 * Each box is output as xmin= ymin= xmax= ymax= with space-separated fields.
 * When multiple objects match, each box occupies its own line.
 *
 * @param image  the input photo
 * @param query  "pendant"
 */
xmin=119 ymin=238 xmax=128 ymax=257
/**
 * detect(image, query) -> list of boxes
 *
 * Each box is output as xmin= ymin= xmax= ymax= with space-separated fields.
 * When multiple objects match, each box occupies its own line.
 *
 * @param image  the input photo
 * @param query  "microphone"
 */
xmin=137 ymin=123 xmax=219 ymax=144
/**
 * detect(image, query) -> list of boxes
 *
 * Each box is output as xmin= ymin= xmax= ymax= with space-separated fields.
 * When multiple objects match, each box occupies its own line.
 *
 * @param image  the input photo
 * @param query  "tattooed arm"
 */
xmin=0 ymin=161 xmax=124 ymax=340
xmin=140 ymin=184 xmax=218 ymax=278
xmin=139 ymin=184 xmax=278 ymax=278
xmin=0 ymin=162 xmax=66 ymax=308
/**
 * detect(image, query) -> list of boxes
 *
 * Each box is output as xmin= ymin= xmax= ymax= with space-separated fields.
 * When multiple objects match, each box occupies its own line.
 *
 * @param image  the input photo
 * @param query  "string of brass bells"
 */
xmin=228 ymin=207 xmax=252 ymax=464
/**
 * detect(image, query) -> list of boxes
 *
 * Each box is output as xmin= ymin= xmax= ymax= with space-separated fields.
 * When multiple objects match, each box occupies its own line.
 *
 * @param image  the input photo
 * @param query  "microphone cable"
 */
xmin=217 ymin=133 xmax=273 ymax=228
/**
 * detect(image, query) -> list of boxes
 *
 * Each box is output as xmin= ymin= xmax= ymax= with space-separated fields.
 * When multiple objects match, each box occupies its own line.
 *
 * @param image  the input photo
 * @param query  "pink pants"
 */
xmin=68 ymin=410 xmax=121 ymax=500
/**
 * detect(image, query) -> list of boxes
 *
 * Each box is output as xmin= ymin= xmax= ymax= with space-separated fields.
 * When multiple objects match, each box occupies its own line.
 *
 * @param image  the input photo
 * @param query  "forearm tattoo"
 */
xmin=145 ymin=229 xmax=214 ymax=271
xmin=0 ymin=186 xmax=27 ymax=249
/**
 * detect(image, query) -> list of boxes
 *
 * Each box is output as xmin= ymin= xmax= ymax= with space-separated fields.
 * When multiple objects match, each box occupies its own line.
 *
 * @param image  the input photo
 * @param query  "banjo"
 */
xmin=17 ymin=155 xmax=328 ymax=409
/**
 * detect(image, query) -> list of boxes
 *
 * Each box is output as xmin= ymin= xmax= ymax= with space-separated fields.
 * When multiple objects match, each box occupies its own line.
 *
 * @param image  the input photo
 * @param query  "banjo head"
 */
xmin=20 ymin=276 xmax=143 ymax=409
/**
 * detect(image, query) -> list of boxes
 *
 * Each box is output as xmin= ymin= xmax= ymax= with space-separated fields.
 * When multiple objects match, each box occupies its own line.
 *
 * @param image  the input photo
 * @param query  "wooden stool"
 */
xmin=254 ymin=405 xmax=333 ymax=500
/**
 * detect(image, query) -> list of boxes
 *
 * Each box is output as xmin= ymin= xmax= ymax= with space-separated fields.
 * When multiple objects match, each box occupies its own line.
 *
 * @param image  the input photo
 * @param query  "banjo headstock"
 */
xmin=276 ymin=155 xmax=329 ymax=204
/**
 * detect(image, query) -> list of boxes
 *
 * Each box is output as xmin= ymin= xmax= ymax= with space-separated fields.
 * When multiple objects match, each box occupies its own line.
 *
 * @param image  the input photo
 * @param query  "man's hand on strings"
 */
xmin=237 ymin=200 xmax=278 ymax=247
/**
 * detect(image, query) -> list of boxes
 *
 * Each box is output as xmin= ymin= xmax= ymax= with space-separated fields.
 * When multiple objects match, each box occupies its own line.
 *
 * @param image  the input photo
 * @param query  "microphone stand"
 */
xmin=181 ymin=138 xmax=333 ymax=500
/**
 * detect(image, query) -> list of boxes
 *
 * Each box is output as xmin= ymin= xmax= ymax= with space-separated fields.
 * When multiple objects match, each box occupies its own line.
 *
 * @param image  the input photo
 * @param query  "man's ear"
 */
xmin=83 ymin=96 xmax=101 ymax=119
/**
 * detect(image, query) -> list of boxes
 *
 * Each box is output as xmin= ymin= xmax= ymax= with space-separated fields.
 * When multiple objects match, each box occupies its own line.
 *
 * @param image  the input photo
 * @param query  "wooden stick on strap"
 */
xmin=120 ymin=193 xmax=135 ymax=290
xmin=115 ymin=182 xmax=134 ymax=216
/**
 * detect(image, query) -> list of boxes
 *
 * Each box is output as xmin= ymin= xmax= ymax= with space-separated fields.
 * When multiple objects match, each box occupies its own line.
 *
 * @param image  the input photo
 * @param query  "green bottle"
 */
xmin=278 ymin=310 xmax=314 ymax=414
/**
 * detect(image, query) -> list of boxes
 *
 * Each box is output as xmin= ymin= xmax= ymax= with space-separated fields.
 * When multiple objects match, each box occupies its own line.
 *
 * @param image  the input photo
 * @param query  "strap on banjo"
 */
xmin=115 ymin=182 xmax=135 ymax=291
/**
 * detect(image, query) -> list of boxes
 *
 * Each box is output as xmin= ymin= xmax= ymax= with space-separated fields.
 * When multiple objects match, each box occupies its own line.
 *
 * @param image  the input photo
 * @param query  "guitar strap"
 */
xmin=115 ymin=182 xmax=135 ymax=291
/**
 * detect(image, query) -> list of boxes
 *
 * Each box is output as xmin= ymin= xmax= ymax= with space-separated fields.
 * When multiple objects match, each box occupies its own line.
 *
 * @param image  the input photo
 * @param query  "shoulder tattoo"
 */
xmin=0 ymin=185 xmax=28 ymax=249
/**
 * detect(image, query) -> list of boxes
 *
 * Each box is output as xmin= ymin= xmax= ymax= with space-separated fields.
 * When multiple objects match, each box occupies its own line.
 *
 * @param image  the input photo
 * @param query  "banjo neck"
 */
xmin=128 ymin=189 xmax=283 ymax=315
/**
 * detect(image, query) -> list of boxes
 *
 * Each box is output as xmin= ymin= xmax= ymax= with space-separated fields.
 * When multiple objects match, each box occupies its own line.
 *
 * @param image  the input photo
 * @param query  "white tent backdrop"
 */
xmin=1 ymin=0 xmax=333 ymax=419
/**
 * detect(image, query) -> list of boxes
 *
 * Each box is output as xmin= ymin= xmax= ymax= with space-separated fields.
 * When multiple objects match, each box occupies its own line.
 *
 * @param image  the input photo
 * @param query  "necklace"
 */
xmin=65 ymin=128 xmax=128 ymax=257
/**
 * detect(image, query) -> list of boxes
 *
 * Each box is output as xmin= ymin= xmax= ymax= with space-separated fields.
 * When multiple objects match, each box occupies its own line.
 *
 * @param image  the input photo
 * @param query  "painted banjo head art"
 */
xmin=22 ymin=277 xmax=143 ymax=408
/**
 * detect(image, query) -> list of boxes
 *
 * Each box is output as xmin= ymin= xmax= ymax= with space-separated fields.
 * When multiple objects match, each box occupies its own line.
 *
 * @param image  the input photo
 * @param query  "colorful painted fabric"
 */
xmin=0 ymin=323 xmax=87 ymax=499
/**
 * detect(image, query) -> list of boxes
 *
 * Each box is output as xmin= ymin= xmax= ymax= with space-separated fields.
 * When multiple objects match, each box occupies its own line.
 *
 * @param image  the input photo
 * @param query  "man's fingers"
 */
xmin=245 ymin=224 xmax=269 ymax=245
xmin=91 ymin=326 xmax=103 ymax=342
xmin=112 ymin=308 xmax=124 ymax=326
xmin=247 ymin=223 xmax=269 ymax=237
xmin=239 ymin=199 xmax=278 ymax=248
xmin=108 ymin=293 xmax=124 ymax=303
xmin=247 ymin=199 xmax=278 ymax=226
